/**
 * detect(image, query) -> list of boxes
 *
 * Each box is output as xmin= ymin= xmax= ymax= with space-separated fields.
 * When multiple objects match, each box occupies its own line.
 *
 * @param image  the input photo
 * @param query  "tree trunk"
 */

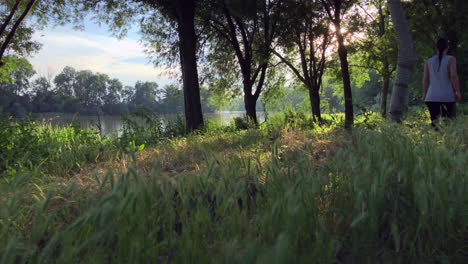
xmin=381 ymin=72 xmax=390 ymax=117
xmin=335 ymin=27 xmax=354 ymax=129
xmin=241 ymin=64 xmax=264 ymax=125
xmin=262 ymin=100 xmax=268 ymax=122
xmin=175 ymin=0 xmax=204 ymax=131
xmin=242 ymin=77 xmax=260 ymax=124
xmin=378 ymin=1 xmax=389 ymax=118
xmin=308 ymin=84 xmax=322 ymax=123
xmin=244 ymin=94 xmax=257 ymax=124
xmin=387 ymin=0 xmax=416 ymax=122
xmin=447 ymin=30 xmax=457 ymax=57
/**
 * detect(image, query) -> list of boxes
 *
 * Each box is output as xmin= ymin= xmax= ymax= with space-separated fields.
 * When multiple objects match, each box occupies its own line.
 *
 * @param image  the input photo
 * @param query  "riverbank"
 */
xmin=21 ymin=111 xmax=266 ymax=136
xmin=1 ymin=110 xmax=467 ymax=263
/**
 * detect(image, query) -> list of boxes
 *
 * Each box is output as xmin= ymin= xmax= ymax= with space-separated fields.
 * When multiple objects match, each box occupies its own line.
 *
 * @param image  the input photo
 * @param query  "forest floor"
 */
xmin=1 ymin=108 xmax=467 ymax=263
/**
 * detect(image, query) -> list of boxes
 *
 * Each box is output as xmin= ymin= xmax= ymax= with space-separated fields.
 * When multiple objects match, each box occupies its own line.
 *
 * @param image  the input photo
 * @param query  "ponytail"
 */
xmin=436 ymin=38 xmax=448 ymax=71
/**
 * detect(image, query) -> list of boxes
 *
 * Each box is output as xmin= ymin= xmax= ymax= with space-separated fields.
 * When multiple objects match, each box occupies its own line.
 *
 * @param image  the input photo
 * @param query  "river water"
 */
xmin=34 ymin=112 xmax=265 ymax=136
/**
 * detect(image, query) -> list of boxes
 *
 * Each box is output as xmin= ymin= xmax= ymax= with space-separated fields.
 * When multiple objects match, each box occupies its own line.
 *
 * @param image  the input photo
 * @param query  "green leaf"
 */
xmin=391 ymin=222 xmax=400 ymax=252
xmin=350 ymin=211 xmax=368 ymax=228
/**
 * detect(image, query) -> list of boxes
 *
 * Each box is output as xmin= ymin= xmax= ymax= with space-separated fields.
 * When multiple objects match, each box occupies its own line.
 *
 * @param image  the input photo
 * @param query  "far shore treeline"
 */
xmin=0 ymin=60 xmax=216 ymax=117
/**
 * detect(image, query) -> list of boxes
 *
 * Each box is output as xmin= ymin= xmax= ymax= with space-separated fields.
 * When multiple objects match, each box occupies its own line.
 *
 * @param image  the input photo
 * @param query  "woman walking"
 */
xmin=423 ymin=38 xmax=462 ymax=128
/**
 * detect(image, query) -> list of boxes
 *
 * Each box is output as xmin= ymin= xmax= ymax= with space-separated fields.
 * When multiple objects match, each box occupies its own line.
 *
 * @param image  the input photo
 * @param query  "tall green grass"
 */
xmin=0 ymin=118 xmax=115 ymax=180
xmin=0 ymin=111 xmax=193 ymax=180
xmin=118 ymin=110 xmax=187 ymax=150
xmin=1 ymin=113 xmax=466 ymax=263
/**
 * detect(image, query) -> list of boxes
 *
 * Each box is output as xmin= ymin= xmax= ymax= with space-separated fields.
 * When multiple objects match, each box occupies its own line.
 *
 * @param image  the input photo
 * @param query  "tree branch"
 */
xmin=0 ymin=0 xmax=36 ymax=64
xmin=234 ymin=17 xmax=250 ymax=58
xmin=208 ymin=20 xmax=233 ymax=47
xmin=223 ymin=6 xmax=245 ymax=64
xmin=0 ymin=0 xmax=21 ymax=37
xmin=272 ymin=49 xmax=305 ymax=83
xmin=251 ymin=64 xmax=262 ymax=84
xmin=349 ymin=64 xmax=379 ymax=71
xmin=254 ymin=63 xmax=267 ymax=99
xmin=321 ymin=0 xmax=335 ymax=23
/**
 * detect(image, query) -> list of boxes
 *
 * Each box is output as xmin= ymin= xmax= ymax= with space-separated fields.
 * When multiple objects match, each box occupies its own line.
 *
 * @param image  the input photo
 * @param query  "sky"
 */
xmin=27 ymin=20 xmax=176 ymax=87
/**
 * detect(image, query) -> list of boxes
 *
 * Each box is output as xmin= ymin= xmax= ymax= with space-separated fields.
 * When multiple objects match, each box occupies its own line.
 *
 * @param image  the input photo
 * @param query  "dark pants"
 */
xmin=425 ymin=102 xmax=456 ymax=127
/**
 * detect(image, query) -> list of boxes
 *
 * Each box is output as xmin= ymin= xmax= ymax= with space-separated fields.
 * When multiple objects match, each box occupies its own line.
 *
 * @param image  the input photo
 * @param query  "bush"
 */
xmin=232 ymin=116 xmax=256 ymax=130
xmin=458 ymin=102 xmax=468 ymax=115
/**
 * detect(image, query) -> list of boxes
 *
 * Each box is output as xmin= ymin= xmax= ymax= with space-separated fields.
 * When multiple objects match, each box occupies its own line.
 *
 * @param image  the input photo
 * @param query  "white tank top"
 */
xmin=425 ymin=55 xmax=455 ymax=102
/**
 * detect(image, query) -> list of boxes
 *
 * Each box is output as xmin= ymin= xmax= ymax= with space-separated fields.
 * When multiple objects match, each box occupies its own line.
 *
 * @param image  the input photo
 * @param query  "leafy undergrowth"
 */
xmin=0 ymin=117 xmax=117 ymax=181
xmin=0 ymin=111 xmax=467 ymax=263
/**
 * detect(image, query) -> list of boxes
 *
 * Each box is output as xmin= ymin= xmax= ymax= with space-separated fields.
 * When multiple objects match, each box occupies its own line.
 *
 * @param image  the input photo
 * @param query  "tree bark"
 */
xmin=242 ymin=63 xmax=266 ymax=124
xmin=0 ymin=0 xmax=36 ymax=66
xmin=309 ymin=84 xmax=322 ymax=123
xmin=378 ymin=1 xmax=390 ymax=117
xmin=244 ymin=94 xmax=257 ymax=124
xmin=387 ymin=0 xmax=416 ymax=122
xmin=321 ymin=0 xmax=353 ymax=129
xmin=241 ymin=73 xmax=256 ymax=123
xmin=175 ymin=0 xmax=204 ymax=131
xmin=381 ymin=72 xmax=390 ymax=117
xmin=335 ymin=27 xmax=354 ymax=129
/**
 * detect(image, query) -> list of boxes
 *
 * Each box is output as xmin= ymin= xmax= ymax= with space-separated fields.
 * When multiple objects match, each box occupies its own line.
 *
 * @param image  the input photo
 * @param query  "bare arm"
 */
xmin=422 ymin=62 xmax=429 ymax=100
xmin=449 ymin=57 xmax=461 ymax=102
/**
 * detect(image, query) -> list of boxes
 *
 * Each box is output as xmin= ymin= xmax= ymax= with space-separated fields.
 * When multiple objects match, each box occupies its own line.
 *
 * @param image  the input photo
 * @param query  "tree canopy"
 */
xmin=1 ymin=0 xmax=466 ymax=126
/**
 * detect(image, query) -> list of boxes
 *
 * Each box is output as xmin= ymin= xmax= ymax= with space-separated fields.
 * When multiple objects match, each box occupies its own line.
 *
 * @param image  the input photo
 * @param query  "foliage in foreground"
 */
xmin=0 ymin=110 xmax=192 ymax=180
xmin=0 ymin=111 xmax=467 ymax=263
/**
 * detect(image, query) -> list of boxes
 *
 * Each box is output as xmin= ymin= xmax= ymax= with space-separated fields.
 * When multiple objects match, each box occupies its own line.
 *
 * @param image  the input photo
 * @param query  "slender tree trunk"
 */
xmin=381 ymin=72 xmax=390 ymax=117
xmin=262 ymin=100 xmax=268 ymax=122
xmin=335 ymin=27 xmax=354 ymax=129
xmin=447 ymin=30 xmax=457 ymax=57
xmin=378 ymin=1 xmax=389 ymax=117
xmin=175 ymin=0 xmax=204 ymax=131
xmin=308 ymin=84 xmax=322 ymax=123
xmin=0 ymin=0 xmax=36 ymax=65
xmin=387 ymin=0 xmax=416 ymax=122
xmin=272 ymin=48 xmax=325 ymax=125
